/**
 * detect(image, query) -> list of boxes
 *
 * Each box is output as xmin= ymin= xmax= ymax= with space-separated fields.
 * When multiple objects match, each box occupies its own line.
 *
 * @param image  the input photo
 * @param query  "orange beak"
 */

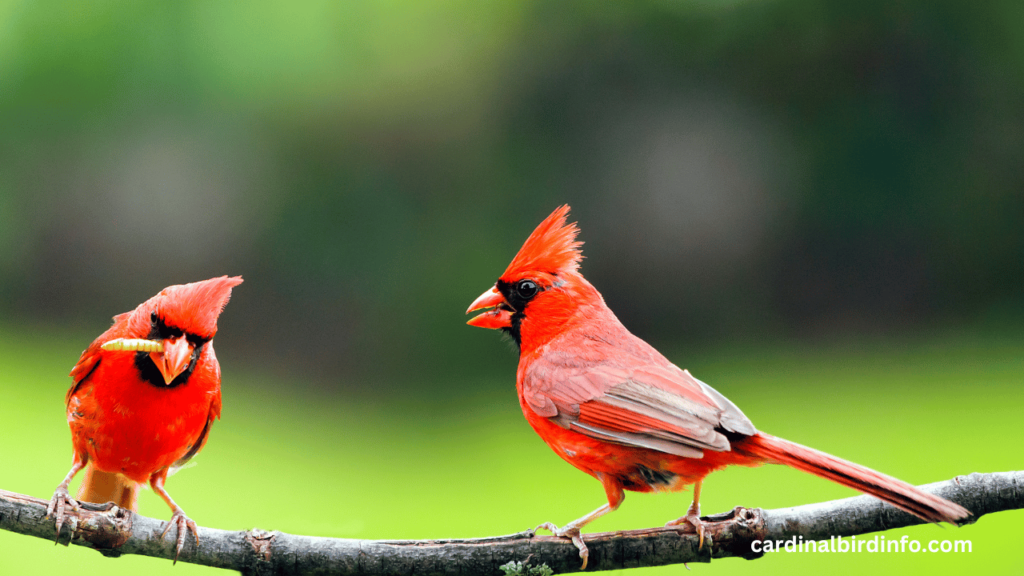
xmin=466 ymin=285 xmax=513 ymax=330
xmin=149 ymin=336 xmax=194 ymax=385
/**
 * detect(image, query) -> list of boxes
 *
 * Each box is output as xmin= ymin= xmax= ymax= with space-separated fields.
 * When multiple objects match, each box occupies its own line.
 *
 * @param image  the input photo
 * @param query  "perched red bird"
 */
xmin=466 ymin=206 xmax=969 ymax=568
xmin=48 ymin=276 xmax=242 ymax=561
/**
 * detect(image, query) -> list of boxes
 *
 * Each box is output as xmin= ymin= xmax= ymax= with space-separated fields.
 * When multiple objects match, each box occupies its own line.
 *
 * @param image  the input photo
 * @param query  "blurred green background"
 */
xmin=0 ymin=0 xmax=1021 ymax=574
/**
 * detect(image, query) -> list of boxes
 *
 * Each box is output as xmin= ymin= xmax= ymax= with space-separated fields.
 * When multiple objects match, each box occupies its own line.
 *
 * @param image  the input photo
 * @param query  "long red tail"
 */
xmin=736 ymin=432 xmax=970 ymax=524
xmin=76 ymin=466 xmax=139 ymax=511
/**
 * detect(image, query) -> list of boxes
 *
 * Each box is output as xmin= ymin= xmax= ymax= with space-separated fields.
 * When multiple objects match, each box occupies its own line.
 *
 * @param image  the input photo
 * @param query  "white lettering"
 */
xmin=837 ymin=536 xmax=850 ymax=553
xmin=751 ymin=534 xmax=971 ymax=555
xmin=867 ymin=535 xmax=879 ymax=553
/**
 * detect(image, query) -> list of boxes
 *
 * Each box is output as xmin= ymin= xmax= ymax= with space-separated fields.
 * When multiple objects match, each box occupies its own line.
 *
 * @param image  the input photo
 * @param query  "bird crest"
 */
xmin=155 ymin=276 xmax=243 ymax=340
xmin=502 ymin=205 xmax=583 ymax=280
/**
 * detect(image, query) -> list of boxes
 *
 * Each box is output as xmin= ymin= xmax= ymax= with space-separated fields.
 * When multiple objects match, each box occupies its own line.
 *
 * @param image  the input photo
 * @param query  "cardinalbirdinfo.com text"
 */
xmin=753 ymin=534 xmax=972 ymax=554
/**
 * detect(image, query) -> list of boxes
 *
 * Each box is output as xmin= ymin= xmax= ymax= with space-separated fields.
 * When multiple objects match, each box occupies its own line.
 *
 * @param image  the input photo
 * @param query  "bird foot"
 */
xmin=666 ymin=506 xmax=706 ymax=550
xmin=46 ymin=485 xmax=80 ymax=544
xmin=536 ymin=521 xmax=590 ymax=570
xmin=160 ymin=507 xmax=200 ymax=564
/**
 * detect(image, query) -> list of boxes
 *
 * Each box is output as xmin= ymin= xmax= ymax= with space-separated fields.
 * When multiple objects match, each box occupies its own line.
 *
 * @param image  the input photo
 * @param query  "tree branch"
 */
xmin=2 ymin=471 xmax=1021 ymax=575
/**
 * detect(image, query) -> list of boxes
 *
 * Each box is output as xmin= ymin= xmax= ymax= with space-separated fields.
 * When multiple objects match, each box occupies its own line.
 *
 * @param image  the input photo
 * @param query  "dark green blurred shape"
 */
xmin=0 ymin=0 xmax=1021 ymax=386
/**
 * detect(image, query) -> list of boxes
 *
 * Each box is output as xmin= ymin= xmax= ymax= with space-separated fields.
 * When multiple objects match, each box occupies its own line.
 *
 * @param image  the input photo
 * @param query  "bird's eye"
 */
xmin=516 ymin=280 xmax=539 ymax=299
xmin=150 ymin=311 xmax=158 ymax=324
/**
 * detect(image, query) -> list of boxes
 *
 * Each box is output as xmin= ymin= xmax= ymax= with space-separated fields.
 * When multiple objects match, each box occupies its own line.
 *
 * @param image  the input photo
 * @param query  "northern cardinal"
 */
xmin=48 ymin=276 xmax=242 ymax=561
xmin=466 ymin=206 xmax=968 ymax=568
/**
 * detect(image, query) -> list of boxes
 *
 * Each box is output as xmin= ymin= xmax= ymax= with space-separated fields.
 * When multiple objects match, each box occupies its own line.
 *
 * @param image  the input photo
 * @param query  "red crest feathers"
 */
xmin=502 ymin=205 xmax=583 ymax=280
xmin=154 ymin=276 xmax=243 ymax=340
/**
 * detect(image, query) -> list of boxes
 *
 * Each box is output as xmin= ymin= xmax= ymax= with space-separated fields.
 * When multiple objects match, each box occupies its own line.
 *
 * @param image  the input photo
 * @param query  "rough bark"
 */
xmin=1 ymin=471 xmax=1021 ymax=575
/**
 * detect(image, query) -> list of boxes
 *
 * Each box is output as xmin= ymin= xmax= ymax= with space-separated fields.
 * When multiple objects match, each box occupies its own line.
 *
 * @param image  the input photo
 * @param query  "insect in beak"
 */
xmin=101 ymin=337 xmax=194 ymax=385
xmin=101 ymin=338 xmax=164 ymax=353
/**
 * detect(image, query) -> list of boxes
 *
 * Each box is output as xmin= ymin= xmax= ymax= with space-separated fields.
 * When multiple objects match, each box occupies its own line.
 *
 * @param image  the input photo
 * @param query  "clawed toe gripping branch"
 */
xmin=1 ymin=472 xmax=1022 ymax=576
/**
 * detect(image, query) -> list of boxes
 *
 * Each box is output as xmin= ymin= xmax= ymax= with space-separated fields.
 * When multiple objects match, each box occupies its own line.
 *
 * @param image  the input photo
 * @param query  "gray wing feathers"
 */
xmin=523 ymin=342 xmax=758 ymax=457
xmin=694 ymin=376 xmax=757 ymax=436
xmin=600 ymin=383 xmax=731 ymax=451
xmin=569 ymin=421 xmax=705 ymax=458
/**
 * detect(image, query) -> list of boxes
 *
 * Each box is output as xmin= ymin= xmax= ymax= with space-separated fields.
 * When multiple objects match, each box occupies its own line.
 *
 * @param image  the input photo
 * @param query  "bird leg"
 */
xmin=536 ymin=503 xmax=612 ymax=570
xmin=47 ymin=457 xmax=86 ymax=544
xmin=666 ymin=479 xmax=705 ymax=549
xmin=536 ymin=481 xmax=624 ymax=570
xmin=150 ymin=471 xmax=199 ymax=564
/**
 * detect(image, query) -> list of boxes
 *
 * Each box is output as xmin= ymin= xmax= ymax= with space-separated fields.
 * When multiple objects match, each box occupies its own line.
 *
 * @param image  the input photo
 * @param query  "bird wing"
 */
xmin=523 ymin=348 xmax=757 ymax=459
xmin=66 ymin=346 xmax=101 ymax=406
xmin=172 ymin=349 xmax=223 ymax=469
xmin=65 ymin=313 xmax=131 ymax=405
xmin=171 ymin=394 xmax=220 ymax=469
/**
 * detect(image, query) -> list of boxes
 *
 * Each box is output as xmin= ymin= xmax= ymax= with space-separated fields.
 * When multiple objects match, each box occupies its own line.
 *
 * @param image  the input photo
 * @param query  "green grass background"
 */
xmin=1 ymin=328 xmax=1021 ymax=575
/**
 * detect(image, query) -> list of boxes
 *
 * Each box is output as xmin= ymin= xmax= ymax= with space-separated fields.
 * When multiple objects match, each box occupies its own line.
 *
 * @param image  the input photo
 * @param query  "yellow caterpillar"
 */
xmin=100 ymin=338 xmax=164 ymax=353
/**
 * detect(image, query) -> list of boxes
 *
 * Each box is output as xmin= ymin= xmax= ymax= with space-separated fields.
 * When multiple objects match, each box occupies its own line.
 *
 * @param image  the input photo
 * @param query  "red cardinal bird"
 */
xmin=47 ymin=276 xmax=242 ymax=561
xmin=466 ymin=206 xmax=968 ymax=568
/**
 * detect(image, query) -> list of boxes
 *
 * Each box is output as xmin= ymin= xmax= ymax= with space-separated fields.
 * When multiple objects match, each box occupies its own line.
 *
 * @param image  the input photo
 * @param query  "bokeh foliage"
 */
xmin=1 ymin=0 xmax=1022 ymax=381
xmin=0 ymin=2 xmax=1021 ymax=575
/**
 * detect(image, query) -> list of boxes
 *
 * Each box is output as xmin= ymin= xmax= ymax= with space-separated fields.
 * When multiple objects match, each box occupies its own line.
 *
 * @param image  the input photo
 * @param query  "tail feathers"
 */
xmin=737 ymin=432 xmax=970 ymax=524
xmin=76 ymin=467 xmax=139 ymax=511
